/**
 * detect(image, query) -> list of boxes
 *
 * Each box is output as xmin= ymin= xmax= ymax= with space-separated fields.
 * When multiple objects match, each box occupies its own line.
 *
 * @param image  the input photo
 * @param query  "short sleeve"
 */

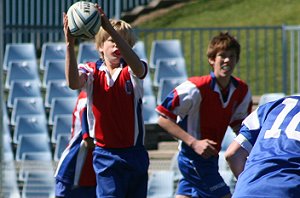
xmin=156 ymin=80 xmax=201 ymax=121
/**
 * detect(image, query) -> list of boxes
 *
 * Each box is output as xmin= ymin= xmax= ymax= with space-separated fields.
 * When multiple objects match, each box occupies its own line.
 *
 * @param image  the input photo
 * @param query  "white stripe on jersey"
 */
xmin=235 ymin=134 xmax=253 ymax=154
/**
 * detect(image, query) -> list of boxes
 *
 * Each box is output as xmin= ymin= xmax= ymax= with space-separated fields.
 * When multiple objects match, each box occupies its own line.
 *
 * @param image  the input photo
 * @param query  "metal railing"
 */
xmin=282 ymin=25 xmax=300 ymax=95
xmin=135 ymin=26 xmax=284 ymax=95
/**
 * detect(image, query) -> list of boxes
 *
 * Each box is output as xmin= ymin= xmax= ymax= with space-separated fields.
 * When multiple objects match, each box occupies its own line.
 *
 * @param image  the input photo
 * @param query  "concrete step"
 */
xmin=158 ymin=141 xmax=178 ymax=150
xmin=149 ymin=159 xmax=172 ymax=171
xmin=148 ymin=149 xmax=177 ymax=159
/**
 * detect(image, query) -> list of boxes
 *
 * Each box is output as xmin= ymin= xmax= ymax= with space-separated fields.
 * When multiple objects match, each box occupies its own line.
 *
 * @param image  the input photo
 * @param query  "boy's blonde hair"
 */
xmin=95 ymin=19 xmax=137 ymax=59
xmin=207 ymin=32 xmax=240 ymax=62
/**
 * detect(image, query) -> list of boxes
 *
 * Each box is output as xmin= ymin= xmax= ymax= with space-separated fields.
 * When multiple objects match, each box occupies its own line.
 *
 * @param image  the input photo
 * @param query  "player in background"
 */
xmin=225 ymin=96 xmax=300 ymax=198
xmin=62 ymin=4 xmax=149 ymax=198
xmin=156 ymin=32 xmax=253 ymax=198
xmin=54 ymin=90 xmax=96 ymax=198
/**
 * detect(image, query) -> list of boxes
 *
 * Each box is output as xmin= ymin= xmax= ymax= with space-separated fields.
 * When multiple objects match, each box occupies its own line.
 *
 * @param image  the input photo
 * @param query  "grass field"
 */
xmin=138 ymin=0 xmax=300 ymax=28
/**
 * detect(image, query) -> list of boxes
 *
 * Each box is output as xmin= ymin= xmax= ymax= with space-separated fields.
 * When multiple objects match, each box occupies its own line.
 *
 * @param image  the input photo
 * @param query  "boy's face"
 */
xmin=208 ymin=49 xmax=237 ymax=78
xmin=99 ymin=36 xmax=122 ymax=66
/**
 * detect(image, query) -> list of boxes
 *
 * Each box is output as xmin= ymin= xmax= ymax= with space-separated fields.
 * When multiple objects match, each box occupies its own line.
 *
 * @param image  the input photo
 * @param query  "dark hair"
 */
xmin=207 ymin=32 xmax=240 ymax=62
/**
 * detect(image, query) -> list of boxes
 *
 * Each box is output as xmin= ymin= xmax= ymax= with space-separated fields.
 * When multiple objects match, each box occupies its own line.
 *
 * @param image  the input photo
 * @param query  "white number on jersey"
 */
xmin=264 ymin=98 xmax=300 ymax=141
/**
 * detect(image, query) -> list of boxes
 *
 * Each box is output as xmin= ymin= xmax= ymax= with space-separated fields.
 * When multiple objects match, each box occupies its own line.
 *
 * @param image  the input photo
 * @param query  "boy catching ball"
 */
xmin=63 ymin=4 xmax=149 ymax=198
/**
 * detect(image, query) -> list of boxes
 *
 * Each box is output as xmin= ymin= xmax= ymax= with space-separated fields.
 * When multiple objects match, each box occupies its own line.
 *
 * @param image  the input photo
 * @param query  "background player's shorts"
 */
xmin=55 ymin=180 xmax=96 ymax=198
xmin=176 ymin=151 xmax=231 ymax=198
xmin=93 ymin=146 xmax=149 ymax=198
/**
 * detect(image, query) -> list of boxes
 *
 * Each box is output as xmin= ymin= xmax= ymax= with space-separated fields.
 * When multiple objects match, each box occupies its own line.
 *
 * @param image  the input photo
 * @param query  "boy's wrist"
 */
xmin=188 ymin=138 xmax=197 ymax=149
xmin=66 ymin=40 xmax=75 ymax=47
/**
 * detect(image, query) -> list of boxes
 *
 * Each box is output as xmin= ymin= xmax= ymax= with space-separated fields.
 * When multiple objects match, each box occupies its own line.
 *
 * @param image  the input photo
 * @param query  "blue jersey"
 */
xmin=233 ymin=96 xmax=300 ymax=198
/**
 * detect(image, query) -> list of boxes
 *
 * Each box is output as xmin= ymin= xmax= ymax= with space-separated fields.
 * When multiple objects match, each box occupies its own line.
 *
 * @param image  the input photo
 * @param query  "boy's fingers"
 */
xmin=94 ymin=3 xmax=105 ymax=15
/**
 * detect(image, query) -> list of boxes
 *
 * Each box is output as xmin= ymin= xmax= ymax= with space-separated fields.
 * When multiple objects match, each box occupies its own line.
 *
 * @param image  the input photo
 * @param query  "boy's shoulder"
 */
xmin=231 ymin=75 xmax=250 ymax=88
xmin=188 ymin=74 xmax=212 ymax=87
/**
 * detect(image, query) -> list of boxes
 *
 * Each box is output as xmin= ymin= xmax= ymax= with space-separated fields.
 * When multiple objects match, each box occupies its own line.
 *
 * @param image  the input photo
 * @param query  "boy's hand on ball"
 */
xmin=95 ymin=4 xmax=113 ymax=33
xmin=63 ymin=12 xmax=75 ymax=44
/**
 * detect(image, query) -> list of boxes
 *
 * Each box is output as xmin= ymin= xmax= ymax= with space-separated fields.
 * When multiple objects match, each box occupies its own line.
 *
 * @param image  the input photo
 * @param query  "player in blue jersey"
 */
xmin=225 ymin=95 xmax=300 ymax=198
xmin=63 ymin=4 xmax=149 ymax=198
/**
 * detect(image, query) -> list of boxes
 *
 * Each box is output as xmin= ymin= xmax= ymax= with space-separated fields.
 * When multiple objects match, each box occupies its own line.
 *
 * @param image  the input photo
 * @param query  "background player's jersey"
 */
xmin=233 ymin=96 xmax=300 ymax=197
xmin=79 ymin=59 xmax=147 ymax=148
xmin=54 ymin=91 xmax=96 ymax=186
xmin=156 ymin=72 xmax=252 ymax=152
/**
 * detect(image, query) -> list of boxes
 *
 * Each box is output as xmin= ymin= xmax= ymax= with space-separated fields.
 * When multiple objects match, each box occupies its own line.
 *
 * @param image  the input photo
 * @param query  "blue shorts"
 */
xmin=176 ymin=151 xmax=231 ymax=198
xmin=93 ymin=146 xmax=149 ymax=198
xmin=55 ymin=180 xmax=96 ymax=198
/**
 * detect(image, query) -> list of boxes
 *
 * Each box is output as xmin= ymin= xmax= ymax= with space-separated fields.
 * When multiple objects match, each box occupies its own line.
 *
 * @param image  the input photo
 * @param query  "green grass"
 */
xmin=138 ymin=0 xmax=300 ymax=28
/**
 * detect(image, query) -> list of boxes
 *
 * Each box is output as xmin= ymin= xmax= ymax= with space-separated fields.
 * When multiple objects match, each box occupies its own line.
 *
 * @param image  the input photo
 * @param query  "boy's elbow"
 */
xmin=224 ymin=150 xmax=234 ymax=163
xmin=66 ymin=75 xmax=85 ymax=90
xmin=224 ymin=143 xmax=239 ymax=163
xmin=66 ymin=81 xmax=80 ymax=90
xmin=69 ymin=84 xmax=79 ymax=90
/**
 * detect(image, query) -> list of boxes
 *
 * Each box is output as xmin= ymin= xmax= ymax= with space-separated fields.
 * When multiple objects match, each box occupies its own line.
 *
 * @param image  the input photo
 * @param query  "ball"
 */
xmin=67 ymin=1 xmax=101 ymax=39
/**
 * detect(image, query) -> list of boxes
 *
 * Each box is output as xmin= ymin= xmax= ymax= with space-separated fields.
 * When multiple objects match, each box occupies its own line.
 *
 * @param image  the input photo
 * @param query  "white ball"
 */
xmin=67 ymin=1 xmax=101 ymax=39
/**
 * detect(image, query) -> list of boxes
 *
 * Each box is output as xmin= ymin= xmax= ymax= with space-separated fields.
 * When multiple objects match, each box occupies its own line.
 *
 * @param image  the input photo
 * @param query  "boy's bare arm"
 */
xmin=158 ymin=116 xmax=218 ymax=159
xmin=98 ymin=7 xmax=145 ymax=78
xmin=225 ymin=140 xmax=249 ymax=178
xmin=158 ymin=115 xmax=195 ymax=145
xmin=63 ymin=13 xmax=86 ymax=89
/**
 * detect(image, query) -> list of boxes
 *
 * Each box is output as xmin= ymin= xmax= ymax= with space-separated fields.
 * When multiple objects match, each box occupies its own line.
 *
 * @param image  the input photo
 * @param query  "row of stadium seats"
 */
xmin=3 ymin=39 xmax=188 ymax=100
xmin=3 ymin=39 xmax=189 ymax=143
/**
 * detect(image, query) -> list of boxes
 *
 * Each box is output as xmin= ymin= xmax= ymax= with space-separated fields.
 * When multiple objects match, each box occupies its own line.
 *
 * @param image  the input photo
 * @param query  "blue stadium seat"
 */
xmin=156 ymin=77 xmax=186 ymax=105
xmin=22 ymin=170 xmax=55 ymax=198
xmin=153 ymin=57 xmax=188 ymax=87
xmin=3 ymin=43 xmax=37 ymax=71
xmin=5 ymin=60 xmax=40 ymax=90
xmin=13 ymin=115 xmax=49 ymax=144
xmin=18 ymin=151 xmax=53 ymax=181
xmin=144 ymin=72 xmax=154 ymax=97
xmin=10 ymin=97 xmax=46 ymax=126
xmin=3 ymin=161 xmax=21 ymax=198
xmin=48 ymin=97 xmax=77 ymax=125
xmin=133 ymin=40 xmax=153 ymax=96
xmin=15 ymin=134 xmax=51 ymax=162
xmin=143 ymin=95 xmax=159 ymax=125
xmin=220 ymin=127 xmax=236 ymax=152
xmin=7 ymin=80 xmax=42 ymax=108
xmin=40 ymin=42 xmax=66 ymax=71
xmin=149 ymin=39 xmax=184 ymax=70
xmin=218 ymin=127 xmax=236 ymax=192
xmin=51 ymin=114 xmax=72 ymax=144
xmin=42 ymin=60 xmax=66 ymax=88
xmin=45 ymin=80 xmax=78 ymax=108
xmin=77 ymin=42 xmax=99 ymax=64
xmin=54 ymin=134 xmax=70 ymax=161
xmin=147 ymin=170 xmax=175 ymax=198
xmin=133 ymin=40 xmax=148 ymax=61
xmin=258 ymin=92 xmax=286 ymax=106
xmin=3 ymin=101 xmax=11 ymax=142
xmin=4 ymin=131 xmax=14 ymax=162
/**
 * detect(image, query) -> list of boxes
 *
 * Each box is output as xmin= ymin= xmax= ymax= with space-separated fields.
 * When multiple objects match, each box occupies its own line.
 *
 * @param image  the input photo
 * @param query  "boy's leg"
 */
xmin=127 ymin=147 xmax=149 ymax=198
xmin=68 ymin=186 xmax=97 ymax=198
xmin=177 ymin=152 xmax=231 ymax=198
xmin=93 ymin=146 xmax=149 ymax=198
